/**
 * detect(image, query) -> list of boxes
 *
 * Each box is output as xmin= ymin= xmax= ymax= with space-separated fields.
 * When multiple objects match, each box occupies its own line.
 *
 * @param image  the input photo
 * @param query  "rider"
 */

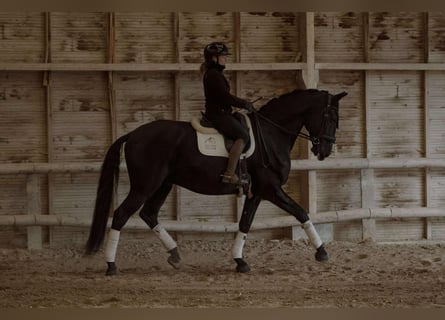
xmin=200 ymin=42 xmax=254 ymax=185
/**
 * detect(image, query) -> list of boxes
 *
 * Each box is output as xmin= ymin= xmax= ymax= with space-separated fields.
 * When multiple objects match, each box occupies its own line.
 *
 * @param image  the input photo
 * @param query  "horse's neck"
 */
xmin=258 ymin=97 xmax=305 ymax=141
xmin=254 ymin=112 xmax=304 ymax=157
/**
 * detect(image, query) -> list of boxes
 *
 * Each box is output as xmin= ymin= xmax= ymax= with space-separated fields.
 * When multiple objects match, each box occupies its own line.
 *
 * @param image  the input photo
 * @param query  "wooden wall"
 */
xmin=0 ymin=12 xmax=444 ymax=248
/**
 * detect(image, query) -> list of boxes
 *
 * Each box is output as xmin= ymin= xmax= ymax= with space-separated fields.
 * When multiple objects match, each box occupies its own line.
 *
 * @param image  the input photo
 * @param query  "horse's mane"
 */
xmin=259 ymin=88 xmax=322 ymax=112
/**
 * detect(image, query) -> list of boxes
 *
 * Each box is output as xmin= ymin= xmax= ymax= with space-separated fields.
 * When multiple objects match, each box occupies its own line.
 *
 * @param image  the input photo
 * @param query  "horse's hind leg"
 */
xmin=139 ymin=182 xmax=181 ymax=269
xmin=104 ymin=190 xmax=146 ymax=275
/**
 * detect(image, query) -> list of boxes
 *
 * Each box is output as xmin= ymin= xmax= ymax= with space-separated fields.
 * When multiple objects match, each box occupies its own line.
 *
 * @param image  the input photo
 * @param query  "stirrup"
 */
xmin=221 ymin=173 xmax=240 ymax=185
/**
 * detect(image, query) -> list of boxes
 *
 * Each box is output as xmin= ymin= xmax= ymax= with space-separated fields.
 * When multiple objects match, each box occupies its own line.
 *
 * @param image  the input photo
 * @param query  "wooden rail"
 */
xmin=1 ymin=207 xmax=444 ymax=231
xmin=1 ymin=62 xmax=445 ymax=72
xmin=0 ymin=157 xmax=443 ymax=174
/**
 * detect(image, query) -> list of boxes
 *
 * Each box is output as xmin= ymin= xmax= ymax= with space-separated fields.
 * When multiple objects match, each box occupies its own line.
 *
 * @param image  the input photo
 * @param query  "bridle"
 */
xmin=252 ymin=92 xmax=338 ymax=146
xmin=250 ymin=92 xmax=338 ymax=168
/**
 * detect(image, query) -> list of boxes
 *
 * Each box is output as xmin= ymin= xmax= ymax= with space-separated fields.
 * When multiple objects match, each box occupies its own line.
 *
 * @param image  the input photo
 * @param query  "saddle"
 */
xmin=191 ymin=111 xmax=255 ymax=158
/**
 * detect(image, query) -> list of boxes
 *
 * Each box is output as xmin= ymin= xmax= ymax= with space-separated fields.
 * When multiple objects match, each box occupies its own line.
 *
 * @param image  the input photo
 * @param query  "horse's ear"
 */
xmin=334 ymin=91 xmax=348 ymax=101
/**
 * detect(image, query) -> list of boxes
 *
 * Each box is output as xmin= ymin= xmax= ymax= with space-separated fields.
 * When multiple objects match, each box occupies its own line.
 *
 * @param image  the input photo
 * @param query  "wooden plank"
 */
xmin=361 ymin=169 xmax=376 ymax=240
xmin=428 ymin=12 xmax=445 ymax=63
xmin=26 ymin=174 xmax=42 ymax=249
xmin=367 ymin=71 xmax=424 ymax=158
xmin=315 ymin=12 xmax=365 ymax=63
xmin=368 ymin=13 xmax=425 ymax=63
xmin=0 ymin=13 xmax=45 ymax=63
xmin=50 ymin=12 xmax=107 ymax=63
xmin=240 ymin=12 xmax=301 ymax=63
xmin=114 ymin=13 xmax=175 ymax=63
xmin=0 ymin=72 xmax=47 ymax=163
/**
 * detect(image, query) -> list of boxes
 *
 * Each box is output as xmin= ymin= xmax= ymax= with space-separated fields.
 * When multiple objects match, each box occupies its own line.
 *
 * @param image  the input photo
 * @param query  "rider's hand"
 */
xmin=245 ymin=102 xmax=255 ymax=112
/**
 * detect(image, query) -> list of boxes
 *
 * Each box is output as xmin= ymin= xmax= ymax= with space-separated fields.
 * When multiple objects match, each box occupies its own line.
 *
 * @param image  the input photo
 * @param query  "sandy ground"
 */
xmin=1 ymin=238 xmax=445 ymax=308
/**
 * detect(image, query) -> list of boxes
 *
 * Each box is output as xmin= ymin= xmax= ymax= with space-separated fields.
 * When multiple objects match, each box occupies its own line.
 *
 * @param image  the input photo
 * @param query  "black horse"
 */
xmin=86 ymin=89 xmax=347 ymax=275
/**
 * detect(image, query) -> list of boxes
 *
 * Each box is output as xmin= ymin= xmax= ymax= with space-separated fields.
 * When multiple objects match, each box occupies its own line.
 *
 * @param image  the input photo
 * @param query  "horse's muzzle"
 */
xmin=311 ymin=141 xmax=333 ymax=161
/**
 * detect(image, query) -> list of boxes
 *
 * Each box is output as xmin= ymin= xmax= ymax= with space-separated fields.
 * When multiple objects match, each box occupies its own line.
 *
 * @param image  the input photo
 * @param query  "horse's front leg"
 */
xmin=268 ymin=188 xmax=328 ymax=262
xmin=232 ymin=195 xmax=261 ymax=273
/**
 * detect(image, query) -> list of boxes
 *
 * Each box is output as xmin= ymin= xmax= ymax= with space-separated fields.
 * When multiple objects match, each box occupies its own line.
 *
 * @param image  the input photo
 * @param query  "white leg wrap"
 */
xmin=153 ymin=224 xmax=177 ymax=251
xmin=302 ymin=220 xmax=323 ymax=249
xmin=105 ymin=229 xmax=120 ymax=263
xmin=232 ymin=231 xmax=247 ymax=259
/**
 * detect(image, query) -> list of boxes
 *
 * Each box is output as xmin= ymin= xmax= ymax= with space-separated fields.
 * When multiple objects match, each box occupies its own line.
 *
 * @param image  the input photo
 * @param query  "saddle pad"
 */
xmin=193 ymin=112 xmax=255 ymax=158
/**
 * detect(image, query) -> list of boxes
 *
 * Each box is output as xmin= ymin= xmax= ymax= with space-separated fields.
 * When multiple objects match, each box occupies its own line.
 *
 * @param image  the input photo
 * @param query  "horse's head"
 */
xmin=304 ymin=91 xmax=347 ymax=161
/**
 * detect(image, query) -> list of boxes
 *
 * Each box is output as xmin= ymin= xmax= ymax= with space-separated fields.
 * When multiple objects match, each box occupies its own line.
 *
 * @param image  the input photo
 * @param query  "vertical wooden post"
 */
xmin=305 ymin=13 xmax=330 ymax=240
xmin=424 ymin=12 xmax=432 ymax=239
xmin=361 ymin=13 xmax=375 ymax=241
xmin=301 ymin=12 xmax=317 ymax=89
xmin=44 ymin=12 xmax=55 ymax=241
xmin=173 ymin=12 xmax=183 ymax=225
xmin=293 ymin=12 xmax=332 ymax=242
xmin=233 ymin=12 xmax=244 ymax=222
xmin=361 ymin=169 xmax=376 ymax=240
xmin=107 ymin=12 xmax=119 ymax=212
xmin=27 ymin=174 xmax=42 ymax=249
xmin=363 ymin=12 xmax=370 ymax=63
xmin=108 ymin=12 xmax=117 ymax=141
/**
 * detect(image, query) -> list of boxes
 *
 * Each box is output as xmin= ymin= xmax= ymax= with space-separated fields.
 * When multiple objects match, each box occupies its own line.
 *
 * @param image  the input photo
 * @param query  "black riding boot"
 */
xmin=222 ymin=139 xmax=245 ymax=184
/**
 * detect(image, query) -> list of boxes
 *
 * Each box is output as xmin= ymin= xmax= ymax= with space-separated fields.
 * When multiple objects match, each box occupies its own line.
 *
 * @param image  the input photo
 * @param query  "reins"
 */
xmin=249 ymin=96 xmax=321 ymax=145
xmin=252 ymin=110 xmax=318 ymax=144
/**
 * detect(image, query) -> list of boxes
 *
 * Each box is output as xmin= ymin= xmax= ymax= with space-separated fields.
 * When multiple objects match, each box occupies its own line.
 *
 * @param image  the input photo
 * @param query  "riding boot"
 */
xmin=222 ymin=139 xmax=245 ymax=184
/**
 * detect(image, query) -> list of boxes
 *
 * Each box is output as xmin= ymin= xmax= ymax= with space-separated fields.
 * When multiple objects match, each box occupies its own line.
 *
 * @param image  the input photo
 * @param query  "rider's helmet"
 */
xmin=204 ymin=42 xmax=230 ymax=62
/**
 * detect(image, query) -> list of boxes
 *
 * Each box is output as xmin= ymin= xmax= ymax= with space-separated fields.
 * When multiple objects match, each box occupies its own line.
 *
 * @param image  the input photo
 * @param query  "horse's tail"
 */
xmin=85 ymin=133 xmax=130 ymax=254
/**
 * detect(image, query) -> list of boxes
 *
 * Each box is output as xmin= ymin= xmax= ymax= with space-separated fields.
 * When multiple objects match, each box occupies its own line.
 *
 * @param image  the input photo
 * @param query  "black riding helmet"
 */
xmin=204 ymin=42 xmax=230 ymax=62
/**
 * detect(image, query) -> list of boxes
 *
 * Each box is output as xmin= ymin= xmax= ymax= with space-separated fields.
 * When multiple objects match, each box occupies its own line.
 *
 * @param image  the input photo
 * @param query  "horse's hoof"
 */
xmin=315 ymin=245 xmax=329 ymax=262
xmin=167 ymin=247 xmax=181 ymax=270
xmin=105 ymin=262 xmax=118 ymax=276
xmin=234 ymin=258 xmax=251 ymax=273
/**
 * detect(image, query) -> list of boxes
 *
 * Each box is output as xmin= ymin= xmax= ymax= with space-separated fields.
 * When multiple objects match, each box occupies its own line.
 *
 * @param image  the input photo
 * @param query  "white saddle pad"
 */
xmin=191 ymin=112 xmax=255 ymax=158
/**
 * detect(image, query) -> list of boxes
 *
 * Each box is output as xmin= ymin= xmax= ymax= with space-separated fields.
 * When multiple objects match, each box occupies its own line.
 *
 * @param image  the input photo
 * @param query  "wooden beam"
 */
xmin=362 ymin=65 xmax=375 ymax=240
xmin=173 ymin=12 xmax=182 ymax=226
xmin=0 ymin=62 xmax=306 ymax=72
xmin=44 ymin=12 xmax=55 ymax=242
xmin=26 ymin=175 xmax=42 ymax=249
xmin=2 ymin=62 xmax=445 ymax=72
xmin=424 ymin=71 xmax=432 ymax=240
xmin=301 ymin=12 xmax=317 ymax=88
xmin=107 ymin=12 xmax=117 ymax=141
xmin=316 ymin=63 xmax=445 ymax=71
xmin=363 ymin=12 xmax=370 ymax=63
xmin=424 ymin=12 xmax=432 ymax=239
xmin=4 ymin=207 xmax=444 ymax=231
xmin=1 ymin=157 xmax=445 ymax=175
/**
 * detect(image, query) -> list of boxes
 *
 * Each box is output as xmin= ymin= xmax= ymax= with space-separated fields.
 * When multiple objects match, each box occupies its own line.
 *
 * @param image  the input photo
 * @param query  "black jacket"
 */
xmin=203 ymin=62 xmax=248 ymax=116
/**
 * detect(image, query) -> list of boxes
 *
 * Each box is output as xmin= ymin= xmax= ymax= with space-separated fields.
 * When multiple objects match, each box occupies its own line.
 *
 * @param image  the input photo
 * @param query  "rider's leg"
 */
xmin=222 ymin=138 xmax=246 ymax=184
xmin=218 ymin=116 xmax=250 ymax=185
